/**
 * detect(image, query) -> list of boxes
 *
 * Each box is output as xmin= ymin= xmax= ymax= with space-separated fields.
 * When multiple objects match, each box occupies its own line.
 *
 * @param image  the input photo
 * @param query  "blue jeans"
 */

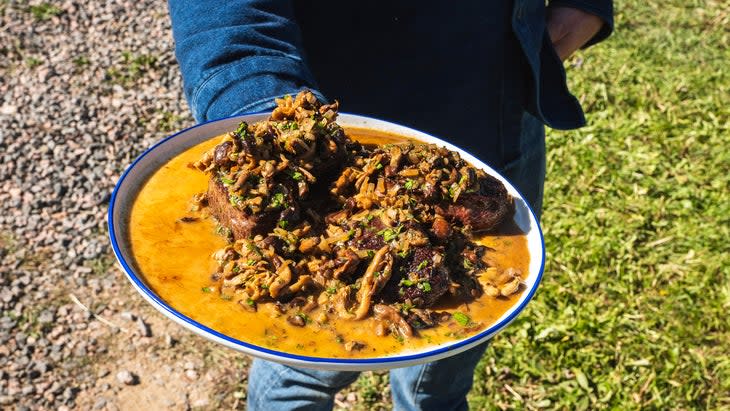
xmin=248 ymin=344 xmax=488 ymax=411
xmin=247 ymin=114 xmax=545 ymax=411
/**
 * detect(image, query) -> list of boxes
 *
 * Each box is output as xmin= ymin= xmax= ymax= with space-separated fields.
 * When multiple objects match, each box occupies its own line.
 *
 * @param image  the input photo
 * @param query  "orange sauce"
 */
xmin=128 ymin=128 xmax=529 ymax=358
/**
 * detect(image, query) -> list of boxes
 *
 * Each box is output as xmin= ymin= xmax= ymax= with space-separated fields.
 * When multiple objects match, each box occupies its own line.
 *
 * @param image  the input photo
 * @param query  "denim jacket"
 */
xmin=169 ymin=0 xmax=613 ymax=131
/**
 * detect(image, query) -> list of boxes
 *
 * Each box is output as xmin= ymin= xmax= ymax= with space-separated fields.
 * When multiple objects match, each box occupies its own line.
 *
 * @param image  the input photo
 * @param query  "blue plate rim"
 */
xmin=107 ymin=112 xmax=545 ymax=365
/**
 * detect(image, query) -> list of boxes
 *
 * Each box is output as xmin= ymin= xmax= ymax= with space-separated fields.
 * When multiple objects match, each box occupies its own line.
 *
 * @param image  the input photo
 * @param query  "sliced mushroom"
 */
xmin=373 ymin=304 xmax=413 ymax=338
xmin=353 ymin=246 xmax=393 ymax=320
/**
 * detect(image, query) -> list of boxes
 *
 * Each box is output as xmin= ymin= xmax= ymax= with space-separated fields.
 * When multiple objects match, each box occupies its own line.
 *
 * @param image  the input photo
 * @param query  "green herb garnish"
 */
xmin=453 ymin=312 xmax=471 ymax=326
xmin=378 ymin=225 xmax=403 ymax=242
xmin=270 ymin=192 xmax=286 ymax=208
xmin=201 ymin=287 xmax=212 ymax=293
xmin=235 ymin=121 xmax=248 ymax=137
xmin=228 ymin=194 xmax=245 ymax=206
xmin=246 ymin=242 xmax=263 ymax=257
xmin=291 ymin=171 xmax=304 ymax=181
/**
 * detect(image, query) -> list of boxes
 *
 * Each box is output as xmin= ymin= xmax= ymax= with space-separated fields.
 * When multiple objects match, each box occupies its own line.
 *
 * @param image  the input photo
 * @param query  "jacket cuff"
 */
xmin=190 ymin=54 xmax=326 ymax=122
xmin=549 ymin=0 xmax=614 ymax=47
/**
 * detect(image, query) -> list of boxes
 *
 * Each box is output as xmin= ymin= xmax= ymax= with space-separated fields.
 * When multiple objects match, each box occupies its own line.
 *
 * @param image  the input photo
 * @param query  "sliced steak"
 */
xmin=381 ymin=246 xmax=450 ymax=308
xmin=206 ymin=179 xmax=278 ymax=240
xmin=436 ymin=175 xmax=514 ymax=232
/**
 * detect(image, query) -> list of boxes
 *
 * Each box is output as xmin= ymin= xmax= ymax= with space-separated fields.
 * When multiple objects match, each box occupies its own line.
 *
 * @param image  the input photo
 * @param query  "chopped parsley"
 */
xmin=404 ymin=179 xmax=416 ymax=190
xmin=378 ymin=225 xmax=403 ymax=242
xmin=246 ymin=242 xmax=263 ymax=257
xmin=201 ymin=287 xmax=212 ymax=293
xmin=326 ymin=286 xmax=337 ymax=295
xmin=270 ymin=192 xmax=286 ymax=208
xmin=278 ymin=121 xmax=298 ymax=131
xmin=279 ymin=220 xmax=289 ymax=229
xmin=400 ymin=279 xmax=414 ymax=287
xmin=246 ymin=259 xmax=256 ymax=266
xmin=448 ymin=183 xmax=459 ymax=199
xmin=400 ymin=302 xmax=413 ymax=314
xmin=220 ymin=175 xmax=235 ymax=185
xmin=453 ymin=312 xmax=471 ymax=326
xmin=417 ymin=260 xmax=429 ymax=270
xmin=246 ymin=298 xmax=255 ymax=306
xmin=229 ymin=194 xmax=244 ymax=206
xmin=291 ymin=171 xmax=304 ymax=181
xmin=397 ymin=249 xmax=410 ymax=258
xmin=296 ymin=313 xmax=311 ymax=324
xmin=215 ymin=224 xmax=231 ymax=238
xmin=235 ymin=121 xmax=248 ymax=137
xmin=417 ymin=281 xmax=432 ymax=292
xmin=375 ymin=162 xmax=383 ymax=170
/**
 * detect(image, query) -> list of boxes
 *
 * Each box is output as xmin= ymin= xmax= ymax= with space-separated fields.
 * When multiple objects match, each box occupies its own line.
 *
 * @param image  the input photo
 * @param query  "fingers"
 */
xmin=546 ymin=7 xmax=604 ymax=61
xmin=551 ymin=32 xmax=585 ymax=61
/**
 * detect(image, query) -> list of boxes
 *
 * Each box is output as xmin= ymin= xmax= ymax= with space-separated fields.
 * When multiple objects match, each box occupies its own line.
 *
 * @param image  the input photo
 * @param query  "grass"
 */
xmin=85 ymin=255 xmax=115 ymax=277
xmin=25 ymin=56 xmax=42 ymax=68
xmin=105 ymin=51 xmax=158 ymax=87
xmin=467 ymin=1 xmax=729 ymax=410
xmin=28 ymin=3 xmax=62 ymax=21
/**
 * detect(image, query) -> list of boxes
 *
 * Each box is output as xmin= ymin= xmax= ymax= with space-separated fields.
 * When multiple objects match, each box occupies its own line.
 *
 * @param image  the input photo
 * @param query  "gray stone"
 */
xmin=115 ymin=370 xmax=137 ymax=385
xmin=93 ymin=398 xmax=107 ymax=410
xmin=136 ymin=318 xmax=151 ymax=337
xmin=37 ymin=309 xmax=55 ymax=325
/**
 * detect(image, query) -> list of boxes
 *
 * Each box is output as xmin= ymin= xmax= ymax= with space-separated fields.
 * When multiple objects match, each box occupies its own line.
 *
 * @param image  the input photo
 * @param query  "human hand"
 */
xmin=546 ymin=7 xmax=605 ymax=61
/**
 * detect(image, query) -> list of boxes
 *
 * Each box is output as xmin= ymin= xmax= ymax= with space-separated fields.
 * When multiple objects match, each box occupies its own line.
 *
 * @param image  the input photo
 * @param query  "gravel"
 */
xmin=115 ymin=370 xmax=137 ymax=386
xmin=0 ymin=0 xmax=192 ymax=409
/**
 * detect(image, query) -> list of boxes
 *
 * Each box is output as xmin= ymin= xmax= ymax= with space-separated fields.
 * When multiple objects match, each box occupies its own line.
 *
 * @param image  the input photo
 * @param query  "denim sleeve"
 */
xmin=549 ymin=0 xmax=614 ymax=47
xmin=167 ymin=0 xmax=325 ymax=122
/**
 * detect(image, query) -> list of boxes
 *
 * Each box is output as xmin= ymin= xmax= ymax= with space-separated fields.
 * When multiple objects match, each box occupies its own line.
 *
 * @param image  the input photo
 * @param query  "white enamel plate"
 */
xmin=108 ymin=113 xmax=545 ymax=371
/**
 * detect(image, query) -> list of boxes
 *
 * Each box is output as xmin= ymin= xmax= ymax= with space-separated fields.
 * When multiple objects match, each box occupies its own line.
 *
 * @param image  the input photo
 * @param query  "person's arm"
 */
xmin=546 ymin=0 xmax=614 ymax=61
xmin=168 ymin=0 xmax=324 ymax=122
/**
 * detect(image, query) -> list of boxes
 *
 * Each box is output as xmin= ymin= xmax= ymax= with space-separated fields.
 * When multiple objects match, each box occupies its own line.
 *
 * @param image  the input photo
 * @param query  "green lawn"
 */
xmin=469 ymin=1 xmax=730 ymax=409
xmin=344 ymin=1 xmax=730 ymax=410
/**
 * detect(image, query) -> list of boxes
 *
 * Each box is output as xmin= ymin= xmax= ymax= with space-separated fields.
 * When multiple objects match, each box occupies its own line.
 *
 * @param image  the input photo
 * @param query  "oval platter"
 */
xmin=108 ymin=113 xmax=545 ymax=371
